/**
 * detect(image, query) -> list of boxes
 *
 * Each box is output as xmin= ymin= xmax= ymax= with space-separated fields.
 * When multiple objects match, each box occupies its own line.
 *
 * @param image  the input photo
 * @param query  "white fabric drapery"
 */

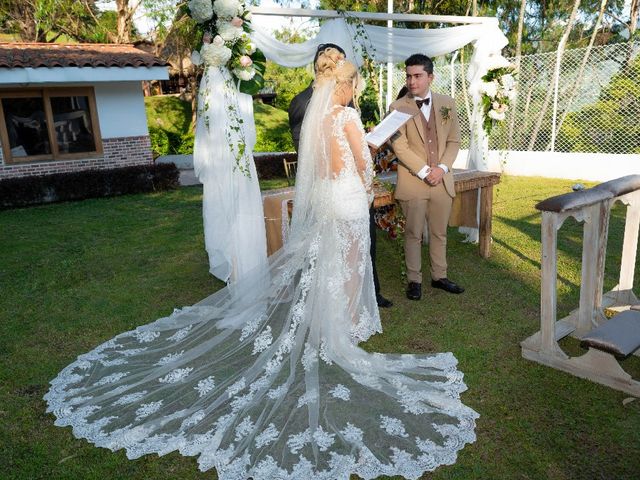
xmin=193 ymin=67 xmax=267 ymax=283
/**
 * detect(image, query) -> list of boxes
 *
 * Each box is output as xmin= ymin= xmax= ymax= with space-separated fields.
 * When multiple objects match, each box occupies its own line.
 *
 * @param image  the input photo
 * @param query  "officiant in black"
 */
xmin=288 ymin=43 xmax=393 ymax=308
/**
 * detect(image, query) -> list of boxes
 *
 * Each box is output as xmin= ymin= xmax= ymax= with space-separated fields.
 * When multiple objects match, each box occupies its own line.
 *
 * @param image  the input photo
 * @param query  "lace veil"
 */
xmin=44 ymin=71 xmax=479 ymax=479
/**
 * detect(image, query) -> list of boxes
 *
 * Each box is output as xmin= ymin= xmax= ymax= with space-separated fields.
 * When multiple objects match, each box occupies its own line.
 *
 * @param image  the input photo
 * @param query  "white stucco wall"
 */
xmin=94 ymin=82 xmax=149 ymax=139
xmin=453 ymin=150 xmax=640 ymax=181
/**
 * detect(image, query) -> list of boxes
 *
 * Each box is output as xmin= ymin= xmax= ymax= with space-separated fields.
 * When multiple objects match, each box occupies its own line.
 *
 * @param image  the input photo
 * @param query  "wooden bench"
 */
xmin=521 ymin=174 xmax=640 ymax=396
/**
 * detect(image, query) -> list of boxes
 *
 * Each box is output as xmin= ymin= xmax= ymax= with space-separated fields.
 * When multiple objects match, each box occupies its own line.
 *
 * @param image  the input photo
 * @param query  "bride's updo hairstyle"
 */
xmin=315 ymin=47 xmax=362 ymax=107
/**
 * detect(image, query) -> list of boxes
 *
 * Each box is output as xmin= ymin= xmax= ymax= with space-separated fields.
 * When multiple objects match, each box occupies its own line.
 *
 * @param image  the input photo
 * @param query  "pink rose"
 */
xmin=239 ymin=55 xmax=253 ymax=67
xmin=203 ymin=32 xmax=212 ymax=44
xmin=231 ymin=17 xmax=244 ymax=27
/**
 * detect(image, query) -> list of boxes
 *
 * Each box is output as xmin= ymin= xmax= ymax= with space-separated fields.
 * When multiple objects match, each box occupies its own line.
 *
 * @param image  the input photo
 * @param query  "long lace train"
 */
xmin=44 ymin=82 xmax=478 ymax=480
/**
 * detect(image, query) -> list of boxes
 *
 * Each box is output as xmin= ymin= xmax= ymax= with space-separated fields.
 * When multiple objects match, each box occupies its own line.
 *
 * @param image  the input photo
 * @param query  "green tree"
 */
xmin=262 ymin=27 xmax=314 ymax=111
xmin=558 ymin=53 xmax=640 ymax=153
xmin=0 ymin=0 xmax=101 ymax=42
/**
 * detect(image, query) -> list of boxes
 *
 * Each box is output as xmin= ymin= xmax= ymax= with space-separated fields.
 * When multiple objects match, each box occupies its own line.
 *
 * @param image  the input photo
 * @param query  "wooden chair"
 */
xmin=283 ymin=159 xmax=297 ymax=186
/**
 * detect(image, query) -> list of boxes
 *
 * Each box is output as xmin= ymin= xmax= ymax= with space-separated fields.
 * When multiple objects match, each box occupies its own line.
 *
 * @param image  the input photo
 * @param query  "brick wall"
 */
xmin=0 ymin=135 xmax=153 ymax=180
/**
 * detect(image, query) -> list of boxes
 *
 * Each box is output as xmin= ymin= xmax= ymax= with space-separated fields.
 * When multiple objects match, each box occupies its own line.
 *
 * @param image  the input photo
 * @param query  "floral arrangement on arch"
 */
xmin=479 ymin=57 xmax=517 ymax=135
xmin=187 ymin=0 xmax=265 ymax=94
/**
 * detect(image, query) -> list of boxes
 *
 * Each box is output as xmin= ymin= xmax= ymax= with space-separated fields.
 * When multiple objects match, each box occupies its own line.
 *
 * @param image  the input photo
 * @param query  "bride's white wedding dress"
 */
xmin=45 ymin=81 xmax=478 ymax=479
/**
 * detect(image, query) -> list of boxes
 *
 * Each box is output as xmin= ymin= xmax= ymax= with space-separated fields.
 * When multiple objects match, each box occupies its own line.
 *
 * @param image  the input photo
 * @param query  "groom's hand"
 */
xmin=425 ymin=166 xmax=444 ymax=185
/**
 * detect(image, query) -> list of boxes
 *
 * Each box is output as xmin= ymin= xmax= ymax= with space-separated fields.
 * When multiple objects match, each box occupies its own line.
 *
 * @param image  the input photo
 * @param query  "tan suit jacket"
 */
xmin=389 ymin=92 xmax=461 ymax=200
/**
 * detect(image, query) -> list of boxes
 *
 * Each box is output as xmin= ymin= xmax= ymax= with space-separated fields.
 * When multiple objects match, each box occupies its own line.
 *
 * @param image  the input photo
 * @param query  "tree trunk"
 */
xmin=190 ymin=68 xmax=199 ymax=129
xmin=630 ymin=0 xmax=638 ymax=38
xmin=528 ymin=0 xmax=581 ymax=151
xmin=116 ymin=0 xmax=137 ymax=43
xmin=553 ymin=0 xmax=608 ymax=145
xmin=459 ymin=48 xmax=472 ymax=125
xmin=507 ymin=0 xmax=527 ymax=149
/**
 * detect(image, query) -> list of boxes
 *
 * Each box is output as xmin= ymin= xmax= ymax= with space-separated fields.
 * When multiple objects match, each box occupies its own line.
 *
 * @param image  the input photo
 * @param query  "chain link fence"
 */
xmin=389 ymin=41 xmax=640 ymax=154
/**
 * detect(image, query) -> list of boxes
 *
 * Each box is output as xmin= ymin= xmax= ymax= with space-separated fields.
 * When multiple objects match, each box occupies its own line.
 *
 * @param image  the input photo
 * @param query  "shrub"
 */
xmin=254 ymin=128 xmax=295 ymax=153
xmin=0 ymin=163 xmax=180 ymax=209
xmin=253 ymin=152 xmax=297 ymax=179
xmin=177 ymin=131 xmax=195 ymax=155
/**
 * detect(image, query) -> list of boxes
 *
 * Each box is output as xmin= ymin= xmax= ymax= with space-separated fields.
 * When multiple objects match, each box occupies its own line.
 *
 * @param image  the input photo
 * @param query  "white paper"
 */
xmin=365 ymin=110 xmax=414 ymax=148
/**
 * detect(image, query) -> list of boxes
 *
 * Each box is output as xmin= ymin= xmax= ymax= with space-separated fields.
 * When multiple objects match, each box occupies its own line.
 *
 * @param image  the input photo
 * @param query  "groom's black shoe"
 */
xmin=406 ymin=282 xmax=422 ymax=301
xmin=431 ymin=278 xmax=465 ymax=294
xmin=376 ymin=294 xmax=393 ymax=308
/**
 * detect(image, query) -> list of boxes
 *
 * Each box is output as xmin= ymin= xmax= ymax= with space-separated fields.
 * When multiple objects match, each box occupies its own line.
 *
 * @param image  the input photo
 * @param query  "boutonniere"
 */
xmin=440 ymin=106 xmax=451 ymax=124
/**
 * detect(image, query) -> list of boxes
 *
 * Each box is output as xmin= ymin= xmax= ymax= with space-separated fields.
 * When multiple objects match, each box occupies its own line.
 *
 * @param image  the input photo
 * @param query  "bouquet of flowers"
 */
xmin=187 ymin=0 xmax=265 ymax=94
xmin=479 ymin=57 xmax=517 ymax=135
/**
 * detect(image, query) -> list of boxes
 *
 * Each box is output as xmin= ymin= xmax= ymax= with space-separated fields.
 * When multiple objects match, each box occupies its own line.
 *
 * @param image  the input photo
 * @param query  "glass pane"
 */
xmin=2 ymin=97 xmax=51 ymax=158
xmin=50 ymin=96 xmax=96 ymax=154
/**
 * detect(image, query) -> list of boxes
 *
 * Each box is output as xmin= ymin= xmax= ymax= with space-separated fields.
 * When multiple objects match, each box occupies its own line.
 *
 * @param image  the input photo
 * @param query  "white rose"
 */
xmin=505 ymin=88 xmax=517 ymax=100
xmin=480 ymin=81 xmax=498 ymax=98
xmin=217 ymin=21 xmax=243 ymax=41
xmin=200 ymin=43 xmax=232 ymax=67
xmin=213 ymin=0 xmax=242 ymax=18
xmin=501 ymin=73 xmax=515 ymax=90
xmin=242 ymin=41 xmax=256 ymax=55
xmin=488 ymin=109 xmax=505 ymax=121
xmin=188 ymin=0 xmax=213 ymax=23
xmin=486 ymin=55 xmax=512 ymax=71
xmin=190 ymin=50 xmax=202 ymax=66
xmin=233 ymin=67 xmax=256 ymax=81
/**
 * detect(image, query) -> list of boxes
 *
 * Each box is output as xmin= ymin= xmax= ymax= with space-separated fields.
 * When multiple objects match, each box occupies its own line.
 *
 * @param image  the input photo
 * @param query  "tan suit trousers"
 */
xmin=399 ymin=181 xmax=452 ymax=283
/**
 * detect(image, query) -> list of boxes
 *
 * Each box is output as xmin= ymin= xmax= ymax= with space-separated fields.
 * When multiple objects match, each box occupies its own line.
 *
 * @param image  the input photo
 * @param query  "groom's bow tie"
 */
xmin=415 ymin=98 xmax=430 ymax=109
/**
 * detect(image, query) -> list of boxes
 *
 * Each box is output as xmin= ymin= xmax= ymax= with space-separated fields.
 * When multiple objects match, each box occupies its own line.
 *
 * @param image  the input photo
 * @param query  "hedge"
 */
xmin=0 ymin=163 xmax=180 ymax=209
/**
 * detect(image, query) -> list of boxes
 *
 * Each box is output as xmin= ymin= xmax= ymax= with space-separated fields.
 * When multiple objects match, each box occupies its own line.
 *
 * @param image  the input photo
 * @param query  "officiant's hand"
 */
xmin=424 ymin=166 xmax=444 ymax=186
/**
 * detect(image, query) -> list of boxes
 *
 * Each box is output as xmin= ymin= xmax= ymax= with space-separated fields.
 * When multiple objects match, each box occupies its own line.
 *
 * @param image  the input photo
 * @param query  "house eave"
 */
xmin=0 ymin=66 xmax=169 ymax=86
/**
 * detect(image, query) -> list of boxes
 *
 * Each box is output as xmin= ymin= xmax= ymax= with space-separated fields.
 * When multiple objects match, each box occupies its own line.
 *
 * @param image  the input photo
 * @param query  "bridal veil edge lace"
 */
xmin=44 ymin=79 xmax=479 ymax=480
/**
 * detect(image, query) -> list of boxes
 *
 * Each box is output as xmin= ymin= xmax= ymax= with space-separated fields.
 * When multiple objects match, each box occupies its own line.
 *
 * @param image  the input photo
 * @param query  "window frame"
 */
xmin=0 ymin=86 xmax=103 ymax=164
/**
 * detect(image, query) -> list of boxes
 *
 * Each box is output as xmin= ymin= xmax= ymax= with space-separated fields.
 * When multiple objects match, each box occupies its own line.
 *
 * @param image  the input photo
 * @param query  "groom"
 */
xmin=288 ymin=43 xmax=393 ymax=308
xmin=389 ymin=53 xmax=464 ymax=300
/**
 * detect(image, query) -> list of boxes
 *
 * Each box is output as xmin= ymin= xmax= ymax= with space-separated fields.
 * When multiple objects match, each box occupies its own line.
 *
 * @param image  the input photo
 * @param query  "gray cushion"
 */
xmin=581 ymin=310 xmax=640 ymax=357
xmin=593 ymin=175 xmax=640 ymax=197
xmin=535 ymin=189 xmax=613 ymax=213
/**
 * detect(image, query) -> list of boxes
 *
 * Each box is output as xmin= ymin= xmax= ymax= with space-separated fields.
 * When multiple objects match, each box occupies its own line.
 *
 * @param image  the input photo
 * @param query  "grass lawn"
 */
xmin=1 ymin=176 xmax=639 ymax=479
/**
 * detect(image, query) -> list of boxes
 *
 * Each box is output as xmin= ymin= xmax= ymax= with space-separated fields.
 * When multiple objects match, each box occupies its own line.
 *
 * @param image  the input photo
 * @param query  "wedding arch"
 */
xmin=192 ymin=5 xmax=509 ymax=283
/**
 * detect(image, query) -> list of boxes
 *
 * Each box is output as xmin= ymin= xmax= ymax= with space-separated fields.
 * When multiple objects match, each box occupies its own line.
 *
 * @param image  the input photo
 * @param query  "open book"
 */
xmin=365 ymin=110 xmax=414 ymax=149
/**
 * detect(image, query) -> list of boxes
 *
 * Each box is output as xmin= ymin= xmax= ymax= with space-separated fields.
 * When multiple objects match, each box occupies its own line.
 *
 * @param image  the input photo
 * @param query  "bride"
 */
xmin=45 ymin=48 xmax=478 ymax=479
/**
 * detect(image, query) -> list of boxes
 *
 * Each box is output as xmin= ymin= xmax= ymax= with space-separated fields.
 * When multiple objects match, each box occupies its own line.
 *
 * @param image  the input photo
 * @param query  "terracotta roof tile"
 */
xmin=0 ymin=43 xmax=168 ymax=69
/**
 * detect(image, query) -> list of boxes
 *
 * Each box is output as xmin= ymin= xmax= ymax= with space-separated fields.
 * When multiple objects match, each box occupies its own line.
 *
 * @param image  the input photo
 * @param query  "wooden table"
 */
xmin=262 ymin=169 xmax=500 ymax=257
xmin=451 ymin=169 xmax=501 ymax=258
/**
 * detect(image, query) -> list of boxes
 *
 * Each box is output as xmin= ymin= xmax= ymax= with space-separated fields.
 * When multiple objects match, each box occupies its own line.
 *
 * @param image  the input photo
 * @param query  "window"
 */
xmin=0 ymin=87 xmax=102 ymax=164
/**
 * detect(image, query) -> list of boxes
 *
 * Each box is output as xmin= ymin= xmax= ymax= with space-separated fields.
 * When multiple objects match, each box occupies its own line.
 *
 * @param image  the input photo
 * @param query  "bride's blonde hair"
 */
xmin=315 ymin=47 xmax=362 ymax=108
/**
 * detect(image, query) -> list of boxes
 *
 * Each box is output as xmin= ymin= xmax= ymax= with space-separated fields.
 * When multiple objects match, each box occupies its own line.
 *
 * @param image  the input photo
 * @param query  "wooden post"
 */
xmin=576 ymin=203 xmax=610 ymax=335
xmin=540 ymin=212 xmax=560 ymax=353
xmin=479 ymin=185 xmax=493 ymax=258
xmin=618 ymin=191 xmax=640 ymax=297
